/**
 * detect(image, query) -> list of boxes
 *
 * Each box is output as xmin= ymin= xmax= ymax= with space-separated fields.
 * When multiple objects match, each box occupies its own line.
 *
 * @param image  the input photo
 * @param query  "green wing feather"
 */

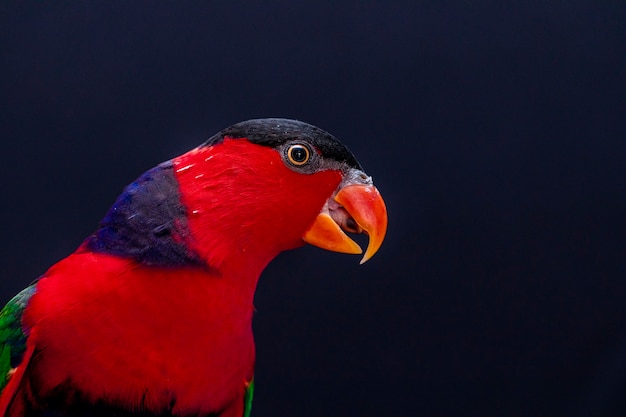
xmin=0 ymin=285 xmax=36 ymax=394
xmin=243 ymin=378 xmax=254 ymax=417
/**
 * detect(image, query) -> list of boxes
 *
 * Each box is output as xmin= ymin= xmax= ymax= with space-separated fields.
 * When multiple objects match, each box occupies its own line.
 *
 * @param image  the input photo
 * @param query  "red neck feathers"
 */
xmin=173 ymin=138 xmax=343 ymax=284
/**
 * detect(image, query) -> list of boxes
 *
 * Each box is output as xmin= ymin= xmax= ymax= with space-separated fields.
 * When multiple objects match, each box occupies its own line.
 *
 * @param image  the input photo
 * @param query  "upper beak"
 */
xmin=302 ymin=183 xmax=388 ymax=264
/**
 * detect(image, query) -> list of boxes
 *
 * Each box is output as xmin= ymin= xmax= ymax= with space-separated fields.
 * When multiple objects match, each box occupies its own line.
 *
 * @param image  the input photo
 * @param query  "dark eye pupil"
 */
xmin=291 ymin=147 xmax=307 ymax=162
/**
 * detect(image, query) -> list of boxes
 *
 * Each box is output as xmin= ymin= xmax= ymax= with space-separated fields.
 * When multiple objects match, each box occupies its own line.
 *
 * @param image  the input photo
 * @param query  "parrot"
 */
xmin=0 ymin=118 xmax=387 ymax=417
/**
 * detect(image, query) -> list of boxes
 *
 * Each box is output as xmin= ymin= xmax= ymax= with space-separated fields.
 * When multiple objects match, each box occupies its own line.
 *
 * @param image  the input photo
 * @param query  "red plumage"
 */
xmin=24 ymin=253 xmax=252 ymax=415
xmin=7 ymin=139 xmax=343 ymax=416
xmin=0 ymin=119 xmax=387 ymax=417
xmin=176 ymin=139 xmax=342 ymax=272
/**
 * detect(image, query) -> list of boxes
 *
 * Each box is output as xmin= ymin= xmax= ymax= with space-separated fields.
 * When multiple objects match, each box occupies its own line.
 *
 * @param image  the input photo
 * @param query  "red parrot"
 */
xmin=0 ymin=118 xmax=387 ymax=417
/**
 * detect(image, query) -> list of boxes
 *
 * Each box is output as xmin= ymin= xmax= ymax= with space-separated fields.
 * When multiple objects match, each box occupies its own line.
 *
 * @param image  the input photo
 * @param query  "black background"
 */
xmin=1 ymin=2 xmax=625 ymax=416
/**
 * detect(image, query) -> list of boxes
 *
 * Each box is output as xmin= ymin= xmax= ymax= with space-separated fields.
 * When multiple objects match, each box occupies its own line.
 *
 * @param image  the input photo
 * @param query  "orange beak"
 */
xmin=302 ymin=184 xmax=388 ymax=264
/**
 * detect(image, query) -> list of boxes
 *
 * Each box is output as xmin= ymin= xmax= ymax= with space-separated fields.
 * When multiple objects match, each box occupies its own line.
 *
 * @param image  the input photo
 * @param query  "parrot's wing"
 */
xmin=243 ymin=378 xmax=254 ymax=417
xmin=0 ymin=284 xmax=36 ymax=415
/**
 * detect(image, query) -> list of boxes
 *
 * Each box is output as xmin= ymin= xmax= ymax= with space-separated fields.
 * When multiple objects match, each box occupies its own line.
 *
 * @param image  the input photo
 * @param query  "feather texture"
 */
xmin=0 ymin=119 xmax=378 ymax=416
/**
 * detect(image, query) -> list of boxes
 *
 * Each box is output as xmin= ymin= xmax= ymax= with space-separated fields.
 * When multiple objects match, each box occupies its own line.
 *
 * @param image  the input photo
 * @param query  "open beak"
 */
xmin=303 ymin=184 xmax=387 ymax=264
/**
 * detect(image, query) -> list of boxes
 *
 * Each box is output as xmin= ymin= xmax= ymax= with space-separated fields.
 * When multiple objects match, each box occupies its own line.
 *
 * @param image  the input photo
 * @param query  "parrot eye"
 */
xmin=286 ymin=144 xmax=311 ymax=166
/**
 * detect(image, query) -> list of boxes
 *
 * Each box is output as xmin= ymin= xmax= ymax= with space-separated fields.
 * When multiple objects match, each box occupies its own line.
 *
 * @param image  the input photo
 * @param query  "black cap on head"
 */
xmin=202 ymin=118 xmax=363 ymax=170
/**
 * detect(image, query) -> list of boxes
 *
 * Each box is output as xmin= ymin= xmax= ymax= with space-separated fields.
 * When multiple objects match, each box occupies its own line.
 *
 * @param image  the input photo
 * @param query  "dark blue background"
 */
xmin=1 ymin=1 xmax=625 ymax=416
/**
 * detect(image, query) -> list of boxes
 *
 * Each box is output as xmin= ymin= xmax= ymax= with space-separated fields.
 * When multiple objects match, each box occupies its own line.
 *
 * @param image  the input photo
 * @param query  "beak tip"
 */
xmin=359 ymin=238 xmax=384 ymax=265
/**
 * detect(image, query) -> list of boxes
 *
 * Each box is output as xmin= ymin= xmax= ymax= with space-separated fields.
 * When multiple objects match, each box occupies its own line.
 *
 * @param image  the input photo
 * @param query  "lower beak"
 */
xmin=302 ymin=184 xmax=388 ymax=264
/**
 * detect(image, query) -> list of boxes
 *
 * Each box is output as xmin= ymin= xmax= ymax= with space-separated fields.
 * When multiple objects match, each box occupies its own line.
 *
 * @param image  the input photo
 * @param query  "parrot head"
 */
xmin=171 ymin=118 xmax=387 ymax=274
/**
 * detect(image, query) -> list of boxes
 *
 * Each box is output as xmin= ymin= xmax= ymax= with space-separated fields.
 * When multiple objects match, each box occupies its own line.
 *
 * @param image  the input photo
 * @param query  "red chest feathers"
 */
xmin=23 ymin=253 xmax=255 ymax=415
